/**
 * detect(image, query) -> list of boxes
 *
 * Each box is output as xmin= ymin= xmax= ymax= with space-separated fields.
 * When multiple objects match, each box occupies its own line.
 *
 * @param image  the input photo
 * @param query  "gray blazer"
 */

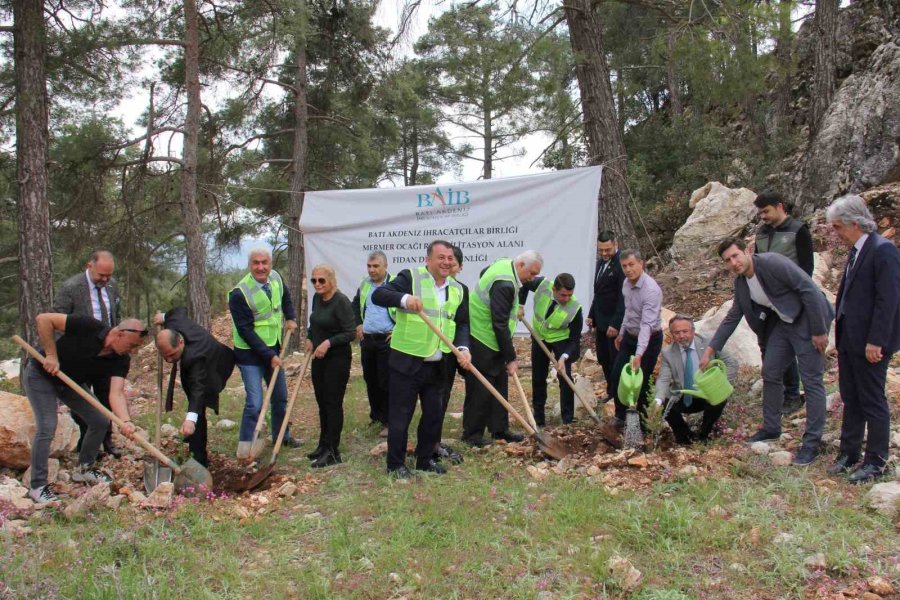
xmin=710 ymin=254 xmax=833 ymax=351
xmin=656 ymin=333 xmax=736 ymax=402
xmin=53 ymin=271 xmax=121 ymax=326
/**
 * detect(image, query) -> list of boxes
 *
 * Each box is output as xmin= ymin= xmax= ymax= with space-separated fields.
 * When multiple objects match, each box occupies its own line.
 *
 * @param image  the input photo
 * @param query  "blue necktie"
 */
xmin=261 ymin=283 xmax=272 ymax=300
xmin=683 ymin=347 xmax=694 ymax=407
xmin=846 ymin=246 xmax=858 ymax=274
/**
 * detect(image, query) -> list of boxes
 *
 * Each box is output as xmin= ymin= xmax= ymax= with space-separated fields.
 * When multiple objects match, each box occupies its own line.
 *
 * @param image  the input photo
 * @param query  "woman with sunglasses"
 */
xmin=305 ymin=264 xmax=356 ymax=468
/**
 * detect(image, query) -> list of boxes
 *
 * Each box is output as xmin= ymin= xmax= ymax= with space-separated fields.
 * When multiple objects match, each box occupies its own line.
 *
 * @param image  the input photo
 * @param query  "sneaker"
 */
xmin=72 ymin=464 xmax=113 ymax=484
xmin=746 ymin=429 xmax=781 ymax=443
xmin=29 ymin=484 xmax=59 ymax=504
xmin=792 ymin=445 xmax=818 ymax=466
xmin=281 ymin=436 xmax=302 ymax=449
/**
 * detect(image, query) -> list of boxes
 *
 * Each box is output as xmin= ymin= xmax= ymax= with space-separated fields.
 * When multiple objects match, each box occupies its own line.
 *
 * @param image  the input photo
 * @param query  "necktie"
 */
xmin=96 ymin=286 xmax=109 ymax=326
xmin=846 ymin=246 xmax=858 ymax=273
xmin=261 ymin=282 xmax=272 ymax=300
xmin=165 ymin=361 xmax=178 ymax=412
xmin=596 ymin=261 xmax=607 ymax=283
xmin=683 ymin=347 xmax=694 ymax=407
xmin=546 ymin=300 xmax=558 ymax=319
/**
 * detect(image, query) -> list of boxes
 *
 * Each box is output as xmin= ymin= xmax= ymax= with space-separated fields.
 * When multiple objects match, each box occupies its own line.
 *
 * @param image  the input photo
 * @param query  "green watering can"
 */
xmin=617 ymin=358 xmax=644 ymax=408
xmin=678 ymin=358 xmax=733 ymax=406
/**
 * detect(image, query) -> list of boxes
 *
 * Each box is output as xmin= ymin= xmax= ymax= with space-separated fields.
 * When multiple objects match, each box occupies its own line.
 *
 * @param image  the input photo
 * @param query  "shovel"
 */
xmin=511 ymin=370 xmax=539 ymax=431
xmin=415 ymin=311 xmax=572 ymax=460
xmin=245 ymin=329 xmax=293 ymax=460
xmin=143 ymin=340 xmax=173 ymax=493
xmin=13 ymin=335 xmax=212 ymax=492
xmin=240 ymin=352 xmax=313 ymax=491
xmin=520 ymin=318 xmax=603 ymax=426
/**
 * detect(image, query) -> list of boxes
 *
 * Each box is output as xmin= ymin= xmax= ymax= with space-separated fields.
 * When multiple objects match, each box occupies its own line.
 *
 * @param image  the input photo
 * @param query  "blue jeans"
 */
xmin=238 ymin=363 xmax=289 ymax=442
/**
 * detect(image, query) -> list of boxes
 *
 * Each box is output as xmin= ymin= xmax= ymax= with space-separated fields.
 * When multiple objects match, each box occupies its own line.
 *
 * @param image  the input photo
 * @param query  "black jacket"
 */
xmin=588 ymin=251 xmax=625 ymax=330
xmin=163 ymin=306 xmax=235 ymax=415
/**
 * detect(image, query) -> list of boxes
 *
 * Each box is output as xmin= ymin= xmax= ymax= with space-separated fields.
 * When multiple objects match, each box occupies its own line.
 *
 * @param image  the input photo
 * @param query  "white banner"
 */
xmin=299 ymin=166 xmax=602 ymax=334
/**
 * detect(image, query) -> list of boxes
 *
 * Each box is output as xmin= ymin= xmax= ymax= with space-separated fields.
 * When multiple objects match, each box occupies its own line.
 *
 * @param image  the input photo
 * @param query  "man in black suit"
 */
xmin=825 ymin=195 xmax=900 ymax=483
xmin=154 ymin=307 xmax=236 ymax=468
xmin=702 ymin=237 xmax=834 ymax=466
xmin=53 ymin=249 xmax=122 ymax=457
xmin=372 ymin=240 xmax=471 ymax=478
xmin=587 ymin=231 xmax=625 ymax=400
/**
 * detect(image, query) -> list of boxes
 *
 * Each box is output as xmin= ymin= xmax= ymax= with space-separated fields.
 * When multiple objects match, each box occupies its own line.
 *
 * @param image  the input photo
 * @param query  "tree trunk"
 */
xmin=410 ymin=122 xmax=420 ymax=185
xmin=563 ymin=0 xmax=638 ymax=249
xmin=774 ymin=0 xmax=794 ymax=133
xmin=482 ymin=84 xmax=493 ymax=180
xmin=666 ymin=29 xmax=682 ymax=118
xmin=287 ymin=37 xmax=309 ymax=341
xmin=181 ymin=0 xmax=210 ymax=328
xmin=615 ymin=68 xmax=626 ymax=135
xmin=13 ymin=0 xmax=53 ymax=348
xmin=810 ymin=0 xmax=838 ymax=138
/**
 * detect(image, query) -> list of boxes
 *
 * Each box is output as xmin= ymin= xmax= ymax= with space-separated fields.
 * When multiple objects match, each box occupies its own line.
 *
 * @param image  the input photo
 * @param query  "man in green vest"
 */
xmin=372 ymin=240 xmax=471 ymax=478
xmin=462 ymin=250 xmax=543 ymax=447
xmin=351 ymin=250 xmax=395 ymax=433
xmin=230 ymin=248 xmax=299 ymax=458
xmin=753 ymin=191 xmax=815 ymax=416
xmin=520 ymin=273 xmax=583 ymax=426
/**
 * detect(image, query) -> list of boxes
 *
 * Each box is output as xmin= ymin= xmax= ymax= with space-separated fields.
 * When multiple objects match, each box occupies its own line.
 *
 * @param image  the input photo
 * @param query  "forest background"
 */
xmin=0 ymin=0 xmax=887 ymax=354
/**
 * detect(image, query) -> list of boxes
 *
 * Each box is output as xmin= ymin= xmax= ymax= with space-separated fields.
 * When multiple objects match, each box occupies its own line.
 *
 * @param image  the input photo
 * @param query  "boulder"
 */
xmin=696 ymin=300 xmax=761 ymax=368
xmin=0 ymin=475 xmax=33 ymax=510
xmin=791 ymin=41 xmax=900 ymax=214
xmin=21 ymin=458 xmax=60 ymax=487
xmin=670 ymin=182 xmax=757 ymax=259
xmin=0 ymin=391 xmax=79 ymax=469
xmin=769 ymin=451 xmax=794 ymax=467
xmin=866 ymin=481 xmax=900 ymax=518
xmin=142 ymin=481 xmax=174 ymax=509
xmin=63 ymin=483 xmax=110 ymax=519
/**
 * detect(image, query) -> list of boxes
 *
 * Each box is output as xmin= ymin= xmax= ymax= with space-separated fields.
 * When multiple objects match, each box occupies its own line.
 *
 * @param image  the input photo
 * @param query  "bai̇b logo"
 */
xmin=416 ymin=186 xmax=471 ymax=208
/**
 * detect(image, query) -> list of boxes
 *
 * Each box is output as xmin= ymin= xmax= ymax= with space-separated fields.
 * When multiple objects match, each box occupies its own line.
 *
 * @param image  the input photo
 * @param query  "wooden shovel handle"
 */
xmin=414 ymin=310 xmax=536 ymax=436
xmin=12 ymin=335 xmax=180 ymax=472
xmin=253 ymin=328 xmax=293 ymax=436
xmin=270 ymin=351 xmax=312 ymax=461
xmin=520 ymin=317 xmax=601 ymax=423
xmin=511 ymin=371 xmax=539 ymax=431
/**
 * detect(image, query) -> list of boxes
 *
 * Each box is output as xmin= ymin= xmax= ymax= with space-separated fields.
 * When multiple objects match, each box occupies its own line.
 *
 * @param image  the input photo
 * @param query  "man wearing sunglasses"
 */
xmin=23 ymin=313 xmax=145 ymax=504
xmin=230 ymin=248 xmax=299 ymax=457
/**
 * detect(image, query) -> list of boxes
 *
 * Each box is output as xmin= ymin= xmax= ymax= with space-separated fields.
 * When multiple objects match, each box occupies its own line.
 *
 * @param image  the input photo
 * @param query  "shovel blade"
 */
xmin=240 ymin=463 xmax=276 ymax=492
xmin=143 ymin=461 xmax=173 ymax=494
xmin=173 ymin=458 xmax=213 ymax=493
xmin=534 ymin=432 xmax=573 ymax=460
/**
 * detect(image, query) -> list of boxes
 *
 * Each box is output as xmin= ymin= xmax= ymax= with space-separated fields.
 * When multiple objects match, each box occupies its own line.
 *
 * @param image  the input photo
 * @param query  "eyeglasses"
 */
xmin=310 ymin=277 xmax=328 ymax=285
xmin=120 ymin=328 xmax=149 ymax=337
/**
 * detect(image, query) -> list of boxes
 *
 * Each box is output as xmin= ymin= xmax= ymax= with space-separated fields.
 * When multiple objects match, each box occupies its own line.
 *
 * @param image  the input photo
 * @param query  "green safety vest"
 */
xmin=470 ymin=259 xmax=518 ymax=351
xmin=531 ymin=279 xmax=582 ymax=343
xmin=390 ymin=266 xmax=464 ymax=358
xmin=231 ymin=270 xmax=284 ymax=349
xmin=358 ymin=274 xmax=397 ymax=322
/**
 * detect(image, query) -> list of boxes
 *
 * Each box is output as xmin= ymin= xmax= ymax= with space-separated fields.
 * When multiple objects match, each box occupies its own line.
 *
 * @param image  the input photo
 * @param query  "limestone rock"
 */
xmin=608 ymin=555 xmax=642 ymax=591
xmin=106 ymin=494 xmax=126 ymax=510
xmin=277 ymin=482 xmax=297 ymax=497
xmin=791 ymin=41 xmax=900 ymax=214
xmin=22 ymin=458 xmax=60 ymax=487
xmin=805 ymin=553 xmax=827 ymax=570
xmin=128 ymin=491 xmax=147 ymax=505
xmin=671 ymin=182 xmax=757 ymax=259
xmin=769 ymin=451 xmax=793 ymax=467
xmin=0 ymin=391 xmax=79 ymax=469
xmin=0 ymin=475 xmax=34 ymax=510
xmin=867 ymin=576 xmax=896 ymax=596
xmin=697 ymin=300 xmax=761 ymax=368
xmin=215 ymin=419 xmax=236 ymax=430
xmin=866 ymin=482 xmax=900 ymax=518
xmin=370 ymin=441 xmax=388 ymax=457
xmin=64 ymin=483 xmax=110 ymax=519
xmin=1 ymin=519 xmax=32 ymax=537
xmin=891 ymin=431 xmax=900 ymax=449
xmin=160 ymin=424 xmax=178 ymax=437
xmin=142 ymin=481 xmax=174 ymax=509
xmin=526 ymin=465 xmax=549 ymax=481
xmin=750 ymin=442 xmax=772 ymax=455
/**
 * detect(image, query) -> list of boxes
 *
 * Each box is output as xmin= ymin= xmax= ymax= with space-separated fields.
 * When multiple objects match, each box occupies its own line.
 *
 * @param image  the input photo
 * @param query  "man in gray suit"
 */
xmin=655 ymin=315 xmax=735 ymax=445
xmin=53 ymin=250 xmax=121 ymax=327
xmin=52 ymin=250 xmax=122 ymax=456
xmin=701 ymin=237 xmax=834 ymax=466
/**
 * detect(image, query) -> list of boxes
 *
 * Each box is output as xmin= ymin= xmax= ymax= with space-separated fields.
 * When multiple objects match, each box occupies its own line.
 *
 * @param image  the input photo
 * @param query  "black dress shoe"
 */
xmin=826 ymin=454 xmax=860 ymax=475
xmin=792 ymin=445 xmax=818 ymax=466
xmin=282 ymin=436 xmax=302 ymax=449
xmin=462 ymin=436 xmax=487 ymax=448
xmin=387 ymin=465 xmax=415 ymax=479
xmin=435 ymin=442 xmax=463 ymax=465
xmin=492 ymin=431 xmax=525 ymax=443
xmin=781 ymin=395 xmax=804 ymax=416
xmin=306 ymin=445 xmax=326 ymax=460
xmin=848 ymin=463 xmax=887 ymax=485
xmin=415 ymin=458 xmax=447 ymax=474
xmin=311 ymin=449 xmax=341 ymax=469
xmin=746 ymin=429 xmax=781 ymax=443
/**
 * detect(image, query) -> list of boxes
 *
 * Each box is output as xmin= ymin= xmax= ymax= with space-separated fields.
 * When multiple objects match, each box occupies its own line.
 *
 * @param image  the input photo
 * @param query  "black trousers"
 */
xmin=360 ymin=334 xmax=391 ymax=425
xmin=664 ymin=397 xmax=726 ymax=443
xmin=531 ymin=340 xmax=575 ymax=425
xmin=594 ymin=320 xmax=619 ymax=391
xmin=185 ymin=409 xmax=209 ymax=467
xmin=438 ymin=353 xmax=469 ymax=442
xmin=838 ymin=348 xmax=891 ymax=468
xmin=611 ymin=330 xmax=663 ymax=421
xmin=462 ymin=337 xmax=510 ymax=441
xmin=74 ymin=382 xmax=113 ymax=452
xmin=387 ymin=359 xmax=445 ymax=470
xmin=311 ymin=347 xmax=351 ymax=451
